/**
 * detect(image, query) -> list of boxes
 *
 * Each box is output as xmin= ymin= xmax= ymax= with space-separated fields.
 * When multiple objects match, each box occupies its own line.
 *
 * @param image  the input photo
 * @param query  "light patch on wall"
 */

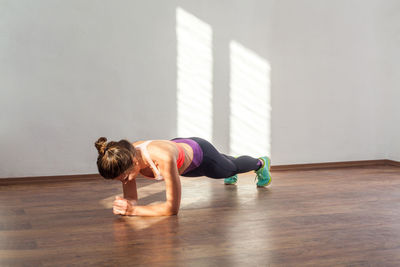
xmin=176 ymin=7 xmax=213 ymax=141
xmin=229 ymin=41 xmax=271 ymax=157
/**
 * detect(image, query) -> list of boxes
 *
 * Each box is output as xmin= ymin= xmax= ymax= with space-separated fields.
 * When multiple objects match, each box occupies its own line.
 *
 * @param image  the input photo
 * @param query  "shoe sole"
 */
xmin=256 ymin=178 xmax=271 ymax=187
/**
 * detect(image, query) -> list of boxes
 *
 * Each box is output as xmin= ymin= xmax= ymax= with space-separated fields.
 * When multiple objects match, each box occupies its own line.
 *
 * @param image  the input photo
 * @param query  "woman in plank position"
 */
xmin=95 ymin=137 xmax=271 ymax=216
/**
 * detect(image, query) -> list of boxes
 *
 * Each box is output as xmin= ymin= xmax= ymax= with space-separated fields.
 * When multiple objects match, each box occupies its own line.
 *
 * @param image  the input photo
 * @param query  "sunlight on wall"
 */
xmin=229 ymin=41 xmax=271 ymax=157
xmin=176 ymin=7 xmax=213 ymax=141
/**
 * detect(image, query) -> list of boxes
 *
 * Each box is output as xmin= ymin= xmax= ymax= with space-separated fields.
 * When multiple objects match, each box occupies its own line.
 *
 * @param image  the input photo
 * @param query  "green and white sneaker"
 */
xmin=224 ymin=175 xmax=238 ymax=185
xmin=255 ymin=156 xmax=272 ymax=187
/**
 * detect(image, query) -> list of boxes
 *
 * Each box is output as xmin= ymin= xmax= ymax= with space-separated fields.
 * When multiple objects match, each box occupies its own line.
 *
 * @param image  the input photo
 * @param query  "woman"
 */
xmin=95 ymin=137 xmax=271 ymax=216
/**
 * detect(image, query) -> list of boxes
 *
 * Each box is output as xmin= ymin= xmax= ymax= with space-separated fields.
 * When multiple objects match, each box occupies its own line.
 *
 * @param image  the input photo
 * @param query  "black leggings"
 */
xmin=182 ymin=137 xmax=260 ymax=179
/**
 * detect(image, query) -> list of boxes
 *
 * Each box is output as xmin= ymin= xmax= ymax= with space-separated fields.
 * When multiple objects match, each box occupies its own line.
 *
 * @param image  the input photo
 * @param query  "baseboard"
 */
xmin=1 ymin=159 xmax=399 ymax=185
xmin=0 ymin=173 xmax=101 ymax=185
xmin=271 ymin=159 xmax=399 ymax=171
xmin=386 ymin=160 xmax=400 ymax=167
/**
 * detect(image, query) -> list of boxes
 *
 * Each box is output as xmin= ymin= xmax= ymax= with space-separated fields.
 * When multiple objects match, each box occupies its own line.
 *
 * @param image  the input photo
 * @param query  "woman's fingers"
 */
xmin=113 ymin=205 xmax=125 ymax=215
xmin=113 ymin=207 xmax=121 ymax=215
xmin=113 ymin=198 xmax=128 ymax=215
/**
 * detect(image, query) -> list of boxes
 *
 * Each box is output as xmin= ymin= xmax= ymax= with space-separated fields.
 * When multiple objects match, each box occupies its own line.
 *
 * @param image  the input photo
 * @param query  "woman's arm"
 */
xmin=114 ymin=155 xmax=181 ymax=216
xmin=123 ymin=179 xmax=138 ymax=201
xmin=131 ymin=156 xmax=181 ymax=216
xmin=112 ymin=180 xmax=138 ymax=215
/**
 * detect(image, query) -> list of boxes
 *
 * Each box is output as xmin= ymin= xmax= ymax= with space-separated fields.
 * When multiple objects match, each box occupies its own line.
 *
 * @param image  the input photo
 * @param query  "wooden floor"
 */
xmin=1 ymin=165 xmax=400 ymax=266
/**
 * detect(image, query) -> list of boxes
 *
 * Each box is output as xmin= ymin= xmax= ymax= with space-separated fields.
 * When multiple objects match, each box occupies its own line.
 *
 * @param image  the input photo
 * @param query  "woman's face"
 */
xmin=116 ymin=158 xmax=141 ymax=184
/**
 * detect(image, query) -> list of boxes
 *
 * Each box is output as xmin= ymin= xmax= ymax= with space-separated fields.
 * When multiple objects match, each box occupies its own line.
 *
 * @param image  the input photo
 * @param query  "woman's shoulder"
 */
xmin=133 ymin=139 xmax=173 ymax=147
xmin=133 ymin=140 xmax=146 ymax=147
xmin=134 ymin=140 xmax=176 ymax=153
xmin=137 ymin=140 xmax=177 ymax=161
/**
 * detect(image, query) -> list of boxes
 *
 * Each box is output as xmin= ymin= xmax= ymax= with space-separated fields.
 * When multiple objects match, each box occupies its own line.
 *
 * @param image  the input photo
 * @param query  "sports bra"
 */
xmin=135 ymin=140 xmax=185 ymax=180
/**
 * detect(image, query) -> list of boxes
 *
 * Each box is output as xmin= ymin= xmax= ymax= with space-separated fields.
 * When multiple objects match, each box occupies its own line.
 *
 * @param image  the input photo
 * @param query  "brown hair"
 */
xmin=94 ymin=137 xmax=136 ymax=179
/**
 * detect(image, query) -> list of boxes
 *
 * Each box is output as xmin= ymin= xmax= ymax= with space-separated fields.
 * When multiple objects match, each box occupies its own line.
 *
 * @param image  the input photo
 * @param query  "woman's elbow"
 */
xmin=165 ymin=211 xmax=178 ymax=216
xmin=166 ymin=208 xmax=179 ymax=216
xmin=164 ymin=204 xmax=179 ymax=216
xmin=171 ymin=208 xmax=179 ymax=215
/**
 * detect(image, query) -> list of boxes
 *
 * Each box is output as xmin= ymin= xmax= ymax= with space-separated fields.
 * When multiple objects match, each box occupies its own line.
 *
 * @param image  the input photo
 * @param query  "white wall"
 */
xmin=0 ymin=0 xmax=397 ymax=178
xmin=0 ymin=1 xmax=177 ymax=177
xmin=269 ymin=0 xmax=386 ymax=164
xmin=381 ymin=1 xmax=400 ymax=161
xmin=389 ymin=81 xmax=400 ymax=161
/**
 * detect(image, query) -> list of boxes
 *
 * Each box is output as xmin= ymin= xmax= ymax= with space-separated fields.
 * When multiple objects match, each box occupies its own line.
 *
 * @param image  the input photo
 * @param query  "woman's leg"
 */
xmin=182 ymin=137 xmax=261 ymax=179
xmin=222 ymin=154 xmax=262 ymax=173
xmin=221 ymin=154 xmax=262 ymax=184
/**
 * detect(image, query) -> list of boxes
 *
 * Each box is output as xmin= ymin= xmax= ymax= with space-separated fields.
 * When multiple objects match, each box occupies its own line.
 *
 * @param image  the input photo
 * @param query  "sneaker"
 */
xmin=224 ymin=175 xmax=238 ymax=185
xmin=255 ymin=156 xmax=272 ymax=187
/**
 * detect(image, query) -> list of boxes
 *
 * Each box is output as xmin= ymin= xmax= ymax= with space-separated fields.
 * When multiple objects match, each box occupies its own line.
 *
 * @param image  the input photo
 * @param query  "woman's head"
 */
xmin=95 ymin=137 xmax=137 ymax=179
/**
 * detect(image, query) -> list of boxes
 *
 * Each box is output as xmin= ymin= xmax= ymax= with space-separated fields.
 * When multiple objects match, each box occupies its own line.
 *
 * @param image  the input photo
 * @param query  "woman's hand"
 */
xmin=113 ymin=196 xmax=137 ymax=215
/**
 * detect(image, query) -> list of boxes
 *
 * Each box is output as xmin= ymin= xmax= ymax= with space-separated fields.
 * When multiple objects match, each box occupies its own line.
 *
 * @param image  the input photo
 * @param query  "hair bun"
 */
xmin=95 ymin=137 xmax=108 ymax=155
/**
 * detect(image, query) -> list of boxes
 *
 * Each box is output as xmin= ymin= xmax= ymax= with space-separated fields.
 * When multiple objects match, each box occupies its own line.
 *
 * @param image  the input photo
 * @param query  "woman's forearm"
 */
xmin=123 ymin=179 xmax=138 ymax=201
xmin=128 ymin=202 xmax=178 ymax=216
